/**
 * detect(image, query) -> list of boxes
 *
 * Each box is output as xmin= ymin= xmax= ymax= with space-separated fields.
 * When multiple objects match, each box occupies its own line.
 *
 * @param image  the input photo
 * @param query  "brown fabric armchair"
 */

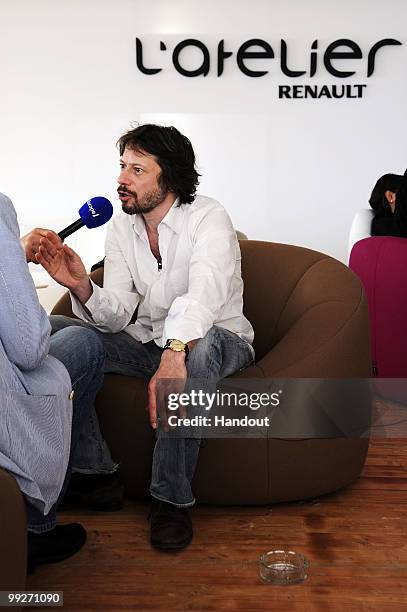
xmin=51 ymin=240 xmax=372 ymax=504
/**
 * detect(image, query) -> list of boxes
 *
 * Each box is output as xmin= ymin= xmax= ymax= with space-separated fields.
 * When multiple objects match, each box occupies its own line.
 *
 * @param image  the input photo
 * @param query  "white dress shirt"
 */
xmin=71 ymin=195 xmax=254 ymax=348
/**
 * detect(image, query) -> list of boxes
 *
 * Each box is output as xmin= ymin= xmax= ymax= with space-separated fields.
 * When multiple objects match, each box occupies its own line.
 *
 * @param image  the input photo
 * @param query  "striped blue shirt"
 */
xmin=0 ymin=193 xmax=72 ymax=515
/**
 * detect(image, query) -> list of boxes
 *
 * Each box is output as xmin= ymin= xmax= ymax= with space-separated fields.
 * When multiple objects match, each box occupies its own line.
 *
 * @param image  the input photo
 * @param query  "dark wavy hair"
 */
xmin=117 ymin=124 xmax=200 ymax=205
xmin=369 ymin=173 xmax=403 ymax=212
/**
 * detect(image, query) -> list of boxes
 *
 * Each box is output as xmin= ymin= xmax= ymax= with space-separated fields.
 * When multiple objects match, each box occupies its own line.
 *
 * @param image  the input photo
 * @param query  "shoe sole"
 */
xmin=150 ymin=534 xmax=193 ymax=551
xmin=28 ymin=538 xmax=87 ymax=574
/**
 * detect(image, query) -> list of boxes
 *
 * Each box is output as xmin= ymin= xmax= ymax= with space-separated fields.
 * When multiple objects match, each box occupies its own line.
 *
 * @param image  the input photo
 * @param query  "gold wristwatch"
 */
xmin=163 ymin=339 xmax=190 ymax=359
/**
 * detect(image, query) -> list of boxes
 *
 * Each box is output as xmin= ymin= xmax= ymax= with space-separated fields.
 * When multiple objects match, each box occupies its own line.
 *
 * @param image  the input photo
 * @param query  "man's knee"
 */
xmin=187 ymin=327 xmax=222 ymax=375
xmin=49 ymin=314 xmax=81 ymax=334
xmin=193 ymin=327 xmax=223 ymax=355
xmin=186 ymin=326 xmax=252 ymax=379
xmin=78 ymin=328 xmax=105 ymax=366
xmin=50 ymin=326 xmax=105 ymax=370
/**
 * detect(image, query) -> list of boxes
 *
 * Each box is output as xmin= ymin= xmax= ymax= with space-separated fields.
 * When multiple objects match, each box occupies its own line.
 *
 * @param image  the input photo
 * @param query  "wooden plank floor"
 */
xmin=26 ymin=403 xmax=407 ymax=611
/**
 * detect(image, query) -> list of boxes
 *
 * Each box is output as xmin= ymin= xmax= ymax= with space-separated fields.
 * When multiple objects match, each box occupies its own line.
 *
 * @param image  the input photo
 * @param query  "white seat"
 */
xmin=348 ymin=209 xmax=374 ymax=263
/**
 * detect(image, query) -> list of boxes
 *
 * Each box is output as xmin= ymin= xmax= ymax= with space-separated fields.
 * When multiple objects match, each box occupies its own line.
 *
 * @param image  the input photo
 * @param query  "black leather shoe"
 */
xmin=149 ymin=498 xmax=193 ymax=551
xmin=27 ymin=523 xmax=87 ymax=575
xmin=59 ymin=472 xmax=124 ymax=512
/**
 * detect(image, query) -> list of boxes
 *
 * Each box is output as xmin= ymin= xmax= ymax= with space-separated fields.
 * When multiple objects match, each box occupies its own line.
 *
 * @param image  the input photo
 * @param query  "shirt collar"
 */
xmin=130 ymin=196 xmax=184 ymax=236
xmin=159 ymin=197 xmax=184 ymax=234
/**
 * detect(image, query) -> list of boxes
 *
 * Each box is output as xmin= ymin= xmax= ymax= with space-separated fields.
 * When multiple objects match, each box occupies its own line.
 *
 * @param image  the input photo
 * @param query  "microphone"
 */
xmin=58 ymin=197 xmax=113 ymax=240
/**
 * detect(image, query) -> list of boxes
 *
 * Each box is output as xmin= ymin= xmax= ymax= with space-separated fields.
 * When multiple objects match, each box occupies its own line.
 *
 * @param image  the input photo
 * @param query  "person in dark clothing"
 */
xmin=370 ymin=170 xmax=407 ymax=237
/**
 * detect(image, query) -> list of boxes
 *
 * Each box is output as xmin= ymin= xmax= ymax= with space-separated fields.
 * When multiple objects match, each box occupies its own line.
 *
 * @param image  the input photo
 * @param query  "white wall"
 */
xmin=1 ymin=0 xmax=407 ymax=264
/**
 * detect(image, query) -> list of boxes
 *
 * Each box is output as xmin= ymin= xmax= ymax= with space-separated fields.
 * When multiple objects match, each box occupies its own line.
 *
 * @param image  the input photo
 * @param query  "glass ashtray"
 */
xmin=259 ymin=550 xmax=309 ymax=585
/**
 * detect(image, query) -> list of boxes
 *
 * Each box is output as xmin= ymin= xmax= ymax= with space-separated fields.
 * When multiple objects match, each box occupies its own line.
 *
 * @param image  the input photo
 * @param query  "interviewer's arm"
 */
xmin=0 ymin=193 xmax=51 ymax=370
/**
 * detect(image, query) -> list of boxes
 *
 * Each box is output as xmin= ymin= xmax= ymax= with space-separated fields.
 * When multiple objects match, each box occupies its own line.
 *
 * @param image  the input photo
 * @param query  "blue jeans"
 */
xmin=49 ymin=315 xmax=255 ymax=508
xmin=26 ymin=327 xmax=105 ymax=532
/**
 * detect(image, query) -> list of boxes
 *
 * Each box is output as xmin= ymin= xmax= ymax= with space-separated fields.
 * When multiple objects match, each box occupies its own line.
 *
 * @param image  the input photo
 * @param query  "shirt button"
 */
xmin=69 ymin=390 xmax=75 ymax=400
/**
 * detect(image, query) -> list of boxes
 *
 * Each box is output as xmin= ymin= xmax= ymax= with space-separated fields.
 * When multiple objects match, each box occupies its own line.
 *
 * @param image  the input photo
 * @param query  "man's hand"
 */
xmin=147 ymin=350 xmax=187 ymax=430
xmin=21 ymin=228 xmax=52 ymax=263
xmin=35 ymin=231 xmax=93 ymax=303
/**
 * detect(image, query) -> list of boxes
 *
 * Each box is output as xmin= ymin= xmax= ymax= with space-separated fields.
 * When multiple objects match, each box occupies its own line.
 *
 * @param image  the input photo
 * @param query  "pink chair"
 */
xmin=349 ymin=236 xmax=407 ymax=403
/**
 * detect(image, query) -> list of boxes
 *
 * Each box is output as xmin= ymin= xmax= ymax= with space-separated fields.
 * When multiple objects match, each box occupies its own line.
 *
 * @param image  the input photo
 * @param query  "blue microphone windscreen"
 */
xmin=79 ymin=197 xmax=113 ymax=229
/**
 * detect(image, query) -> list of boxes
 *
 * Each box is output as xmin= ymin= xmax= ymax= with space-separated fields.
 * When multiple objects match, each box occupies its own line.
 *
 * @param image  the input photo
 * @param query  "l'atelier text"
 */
xmin=135 ymin=37 xmax=402 ymax=78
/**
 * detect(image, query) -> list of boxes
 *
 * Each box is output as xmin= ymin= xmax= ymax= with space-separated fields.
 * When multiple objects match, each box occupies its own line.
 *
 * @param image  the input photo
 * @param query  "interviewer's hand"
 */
xmin=35 ymin=232 xmax=93 ymax=303
xmin=20 ymin=228 xmax=53 ymax=263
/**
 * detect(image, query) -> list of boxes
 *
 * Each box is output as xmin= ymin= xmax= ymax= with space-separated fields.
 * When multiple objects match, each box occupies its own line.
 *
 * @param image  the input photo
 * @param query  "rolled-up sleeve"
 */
xmin=70 ymin=224 xmax=140 ymax=333
xmin=163 ymin=207 xmax=238 ymax=344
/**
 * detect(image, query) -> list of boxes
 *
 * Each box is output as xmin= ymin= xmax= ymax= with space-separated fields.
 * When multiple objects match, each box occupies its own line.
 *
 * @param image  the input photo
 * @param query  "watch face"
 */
xmin=164 ymin=339 xmax=189 ymax=358
xmin=170 ymin=340 xmax=185 ymax=351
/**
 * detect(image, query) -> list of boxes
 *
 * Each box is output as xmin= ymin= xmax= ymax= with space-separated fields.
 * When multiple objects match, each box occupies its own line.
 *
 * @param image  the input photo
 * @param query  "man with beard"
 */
xmin=34 ymin=124 xmax=255 ymax=551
